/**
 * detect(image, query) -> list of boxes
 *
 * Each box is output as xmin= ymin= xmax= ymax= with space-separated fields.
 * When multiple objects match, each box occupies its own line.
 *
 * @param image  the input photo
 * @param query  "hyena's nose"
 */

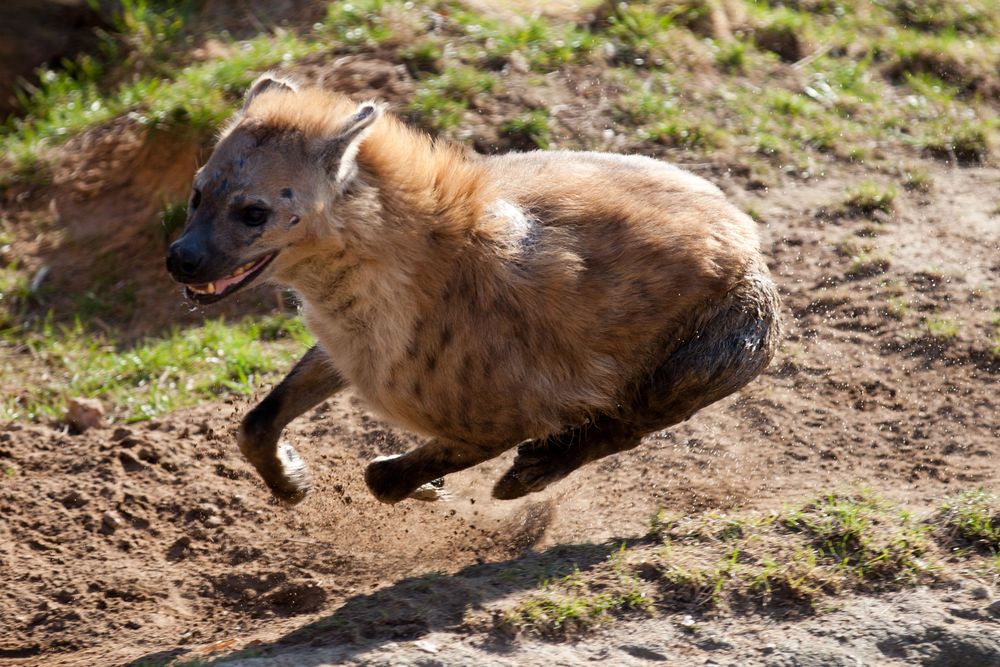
xmin=166 ymin=239 xmax=206 ymax=282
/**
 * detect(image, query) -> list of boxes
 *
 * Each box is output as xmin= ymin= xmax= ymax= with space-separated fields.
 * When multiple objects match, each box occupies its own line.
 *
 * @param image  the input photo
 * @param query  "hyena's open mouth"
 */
xmin=184 ymin=253 xmax=276 ymax=304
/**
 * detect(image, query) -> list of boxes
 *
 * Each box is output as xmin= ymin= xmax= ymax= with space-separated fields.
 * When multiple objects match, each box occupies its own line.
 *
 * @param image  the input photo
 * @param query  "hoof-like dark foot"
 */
xmin=365 ymin=455 xmax=449 ymax=504
xmin=492 ymin=447 xmax=570 ymax=500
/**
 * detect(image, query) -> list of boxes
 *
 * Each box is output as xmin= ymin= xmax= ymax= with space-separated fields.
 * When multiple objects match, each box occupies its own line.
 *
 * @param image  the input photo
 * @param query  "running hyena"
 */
xmin=166 ymin=74 xmax=780 ymax=505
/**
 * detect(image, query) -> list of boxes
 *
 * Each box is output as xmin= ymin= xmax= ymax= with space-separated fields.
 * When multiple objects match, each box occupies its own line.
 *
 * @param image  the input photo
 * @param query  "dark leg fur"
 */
xmin=238 ymin=345 xmax=346 ymax=504
xmin=493 ymin=267 xmax=781 ymax=500
xmin=366 ymin=438 xmax=510 ymax=504
xmin=493 ymin=415 xmax=642 ymax=500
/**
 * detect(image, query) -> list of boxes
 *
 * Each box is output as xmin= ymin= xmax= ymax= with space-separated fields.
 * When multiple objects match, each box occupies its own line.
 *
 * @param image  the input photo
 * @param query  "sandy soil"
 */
xmin=0 ymin=152 xmax=997 ymax=665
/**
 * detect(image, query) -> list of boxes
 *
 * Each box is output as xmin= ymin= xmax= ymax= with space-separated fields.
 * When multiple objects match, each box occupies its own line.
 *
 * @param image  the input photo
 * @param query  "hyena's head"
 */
xmin=166 ymin=74 xmax=383 ymax=304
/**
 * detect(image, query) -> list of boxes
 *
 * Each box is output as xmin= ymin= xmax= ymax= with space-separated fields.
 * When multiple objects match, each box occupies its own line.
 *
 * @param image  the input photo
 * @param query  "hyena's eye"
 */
xmin=241 ymin=205 xmax=270 ymax=227
xmin=190 ymin=188 xmax=201 ymax=210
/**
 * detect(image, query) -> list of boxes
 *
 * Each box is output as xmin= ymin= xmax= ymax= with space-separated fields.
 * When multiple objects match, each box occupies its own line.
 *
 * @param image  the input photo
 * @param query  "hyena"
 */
xmin=166 ymin=74 xmax=780 ymax=505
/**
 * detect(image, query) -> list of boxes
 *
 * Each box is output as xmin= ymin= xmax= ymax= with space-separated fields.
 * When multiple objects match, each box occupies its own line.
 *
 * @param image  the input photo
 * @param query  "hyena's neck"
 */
xmin=280 ymin=193 xmax=452 ymax=344
xmin=280 ymin=131 xmax=503 ymax=363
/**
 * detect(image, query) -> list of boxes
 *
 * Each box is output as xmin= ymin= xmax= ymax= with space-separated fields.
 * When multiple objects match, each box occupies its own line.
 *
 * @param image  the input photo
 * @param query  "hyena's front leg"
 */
xmin=365 ymin=438 xmax=510 ymax=504
xmin=238 ymin=345 xmax=346 ymax=504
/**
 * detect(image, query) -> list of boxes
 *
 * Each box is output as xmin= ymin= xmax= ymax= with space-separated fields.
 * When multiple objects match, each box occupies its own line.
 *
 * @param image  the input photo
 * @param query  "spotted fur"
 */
xmin=169 ymin=75 xmax=781 ymax=505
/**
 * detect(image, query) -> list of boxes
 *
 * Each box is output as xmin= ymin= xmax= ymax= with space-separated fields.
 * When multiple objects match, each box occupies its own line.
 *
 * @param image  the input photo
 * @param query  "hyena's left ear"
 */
xmin=320 ymin=100 xmax=385 ymax=184
xmin=242 ymin=73 xmax=298 ymax=112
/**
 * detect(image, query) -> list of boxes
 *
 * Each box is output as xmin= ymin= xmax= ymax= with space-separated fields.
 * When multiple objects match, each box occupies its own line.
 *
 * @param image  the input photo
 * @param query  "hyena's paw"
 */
xmin=236 ymin=427 xmax=313 ymax=505
xmin=365 ymin=455 xmax=449 ymax=504
xmin=267 ymin=441 xmax=313 ymax=505
xmin=492 ymin=447 xmax=569 ymax=500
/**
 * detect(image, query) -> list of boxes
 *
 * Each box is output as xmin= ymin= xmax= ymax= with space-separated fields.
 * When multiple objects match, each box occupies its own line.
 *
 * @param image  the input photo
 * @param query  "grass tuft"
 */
xmin=844 ymin=182 xmax=897 ymax=217
xmin=921 ymin=123 xmax=992 ymax=164
xmin=487 ymin=490 xmax=993 ymax=639
xmin=935 ymin=489 xmax=1000 ymax=552
xmin=922 ymin=314 xmax=961 ymax=340
xmin=501 ymin=110 xmax=553 ymax=150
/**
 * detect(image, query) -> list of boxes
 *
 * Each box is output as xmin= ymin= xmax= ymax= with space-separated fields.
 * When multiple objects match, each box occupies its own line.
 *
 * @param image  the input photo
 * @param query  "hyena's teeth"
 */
xmin=205 ymin=283 xmax=216 ymax=294
xmin=226 ymin=261 xmax=256 ymax=279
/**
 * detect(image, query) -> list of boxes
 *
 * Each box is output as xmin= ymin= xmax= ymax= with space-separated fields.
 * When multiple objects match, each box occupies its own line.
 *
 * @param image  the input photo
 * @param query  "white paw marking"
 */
xmin=409 ymin=483 xmax=452 ymax=502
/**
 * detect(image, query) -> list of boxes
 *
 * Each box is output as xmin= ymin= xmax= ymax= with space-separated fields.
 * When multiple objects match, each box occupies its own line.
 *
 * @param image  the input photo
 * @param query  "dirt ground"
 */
xmin=0 ymin=144 xmax=998 ymax=665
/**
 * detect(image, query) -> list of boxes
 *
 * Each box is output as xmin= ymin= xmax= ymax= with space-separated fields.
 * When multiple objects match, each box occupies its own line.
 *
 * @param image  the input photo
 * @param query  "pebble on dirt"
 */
xmin=65 ymin=397 xmax=105 ymax=433
xmin=100 ymin=511 xmax=122 ymax=534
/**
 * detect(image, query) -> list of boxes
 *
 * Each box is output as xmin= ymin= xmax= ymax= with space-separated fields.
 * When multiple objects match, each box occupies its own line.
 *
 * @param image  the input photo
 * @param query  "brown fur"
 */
xmin=167 ymin=76 xmax=781 ymax=504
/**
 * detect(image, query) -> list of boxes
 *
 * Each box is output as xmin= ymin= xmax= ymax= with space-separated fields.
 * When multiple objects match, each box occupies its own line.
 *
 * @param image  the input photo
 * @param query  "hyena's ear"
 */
xmin=242 ymin=73 xmax=298 ymax=112
xmin=320 ymin=100 xmax=385 ymax=184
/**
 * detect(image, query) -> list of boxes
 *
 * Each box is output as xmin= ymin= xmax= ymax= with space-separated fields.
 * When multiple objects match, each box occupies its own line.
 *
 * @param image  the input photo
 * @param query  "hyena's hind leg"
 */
xmin=493 ymin=267 xmax=781 ymax=501
xmin=238 ymin=345 xmax=346 ymax=504
xmin=492 ymin=416 xmax=642 ymax=500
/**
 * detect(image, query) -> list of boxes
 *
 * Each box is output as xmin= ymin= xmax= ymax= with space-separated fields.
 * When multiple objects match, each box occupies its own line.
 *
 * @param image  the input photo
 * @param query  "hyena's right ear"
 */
xmin=242 ymin=73 xmax=298 ymax=112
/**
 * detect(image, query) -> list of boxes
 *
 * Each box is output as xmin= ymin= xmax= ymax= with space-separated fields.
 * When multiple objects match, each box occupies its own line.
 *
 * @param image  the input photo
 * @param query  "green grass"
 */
xmin=501 ymin=548 xmax=653 ymax=637
xmin=886 ymin=0 xmax=1000 ymax=35
xmin=901 ymin=165 xmax=933 ymax=192
xmin=1 ymin=30 xmax=322 ymax=172
xmin=501 ymin=110 xmax=552 ymax=149
xmin=920 ymin=122 xmax=993 ymax=164
xmin=884 ymin=296 xmax=910 ymax=320
xmin=0 ymin=315 xmax=313 ymax=423
xmin=989 ymin=312 xmax=1000 ymax=359
xmin=937 ymin=489 xmax=1000 ymax=552
xmin=845 ymin=253 xmax=891 ymax=279
xmin=3 ymin=0 xmax=1000 ymax=180
xmin=923 ymin=314 xmax=961 ymax=340
xmin=492 ymin=490 xmax=999 ymax=638
xmin=843 ymin=182 xmax=897 ymax=217
xmin=406 ymin=66 xmax=497 ymax=133
xmin=782 ymin=493 xmax=931 ymax=583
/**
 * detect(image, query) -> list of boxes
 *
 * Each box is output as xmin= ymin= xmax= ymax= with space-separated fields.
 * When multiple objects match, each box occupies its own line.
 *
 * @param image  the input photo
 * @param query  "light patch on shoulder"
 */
xmin=487 ymin=198 xmax=536 ymax=250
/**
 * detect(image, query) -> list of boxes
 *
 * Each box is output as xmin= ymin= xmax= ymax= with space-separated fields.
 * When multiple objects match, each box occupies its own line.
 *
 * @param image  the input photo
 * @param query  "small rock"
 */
xmin=989 ymin=600 xmax=1000 ymax=618
xmin=111 ymin=427 xmax=132 ymax=442
xmin=507 ymin=51 xmax=530 ymax=74
xmin=971 ymin=586 xmax=991 ymax=600
xmin=413 ymin=639 xmax=439 ymax=654
xmin=100 ymin=511 xmax=122 ymax=534
xmin=66 ymin=397 xmax=105 ymax=433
